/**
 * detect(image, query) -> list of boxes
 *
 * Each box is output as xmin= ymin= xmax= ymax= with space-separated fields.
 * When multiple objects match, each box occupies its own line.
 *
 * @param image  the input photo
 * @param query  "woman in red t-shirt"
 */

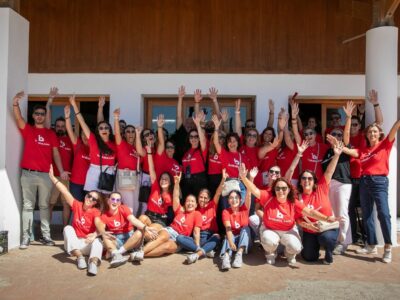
xmin=113 ymin=108 xmax=141 ymax=215
xmin=181 ymin=112 xmax=208 ymax=200
xmin=49 ymin=165 xmax=103 ymax=276
xmin=69 ymin=96 xmax=116 ymax=194
xmin=143 ymin=172 xmax=202 ymax=257
xmin=95 ymin=191 xmax=158 ymax=267
xmin=207 ymin=130 xmax=226 ymax=197
xmin=343 ymin=118 xmax=400 ymax=263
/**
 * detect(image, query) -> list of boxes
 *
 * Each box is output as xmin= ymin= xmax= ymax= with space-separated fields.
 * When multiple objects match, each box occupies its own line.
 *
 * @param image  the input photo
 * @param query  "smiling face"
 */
xmin=228 ymin=191 xmax=241 ymax=208
xmin=303 ymin=129 xmax=316 ymax=145
xmin=350 ymin=118 xmax=361 ymax=136
xmin=83 ymin=191 xmax=100 ymax=209
xmin=97 ymin=122 xmax=111 ymax=141
xmin=32 ymin=108 xmax=46 ymax=126
xmin=366 ymin=125 xmax=381 ymax=146
xmin=124 ymin=126 xmax=136 ymax=144
xmin=300 ymin=171 xmax=315 ymax=193
xmin=273 ymin=181 xmax=290 ymax=203
xmin=184 ymin=195 xmax=197 ymax=212
xmin=268 ymin=166 xmax=281 ymax=185
xmin=198 ymin=190 xmax=210 ymax=208
xmin=142 ymin=129 xmax=155 ymax=145
xmin=330 ymin=129 xmax=343 ymax=142
xmin=159 ymin=173 xmax=171 ymax=190
xmin=262 ymin=129 xmax=274 ymax=143
xmin=188 ymin=130 xmax=200 ymax=148
xmin=307 ymin=117 xmax=317 ymax=129
xmin=165 ymin=141 xmax=175 ymax=158
xmin=245 ymin=129 xmax=258 ymax=147
xmin=108 ymin=192 xmax=122 ymax=212
xmin=227 ymin=136 xmax=239 ymax=152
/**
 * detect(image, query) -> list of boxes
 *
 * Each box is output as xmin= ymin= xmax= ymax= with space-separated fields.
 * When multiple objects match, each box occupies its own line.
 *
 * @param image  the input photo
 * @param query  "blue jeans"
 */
xmin=220 ymin=226 xmax=251 ymax=257
xmin=69 ymin=181 xmax=86 ymax=202
xmin=114 ymin=231 xmax=133 ymax=249
xmin=301 ymin=229 xmax=338 ymax=263
xmin=176 ymin=230 xmax=220 ymax=255
xmin=360 ymin=175 xmax=392 ymax=245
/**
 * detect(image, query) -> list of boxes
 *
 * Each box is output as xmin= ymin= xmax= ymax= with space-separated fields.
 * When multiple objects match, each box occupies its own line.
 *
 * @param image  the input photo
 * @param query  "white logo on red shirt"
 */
xmin=234 ymin=220 xmax=240 ymax=229
xmin=307 ymin=204 xmax=314 ymax=210
xmin=60 ymin=140 xmax=65 ymax=148
xmin=157 ymin=198 xmax=163 ymax=207
xmin=113 ymin=220 xmax=121 ymax=227
xmin=276 ymin=210 xmax=284 ymax=219
xmin=202 ymin=215 xmax=207 ymax=222
xmin=38 ymin=135 xmax=44 ymax=142
xmin=233 ymin=158 xmax=240 ymax=166
xmin=180 ymin=216 xmax=186 ymax=223
xmin=213 ymin=154 xmax=219 ymax=160
xmin=80 ymin=217 xmax=85 ymax=225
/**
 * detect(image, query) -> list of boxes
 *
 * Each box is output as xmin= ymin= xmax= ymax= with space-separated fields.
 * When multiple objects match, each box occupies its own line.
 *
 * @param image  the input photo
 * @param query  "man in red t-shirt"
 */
xmin=13 ymin=90 xmax=69 ymax=249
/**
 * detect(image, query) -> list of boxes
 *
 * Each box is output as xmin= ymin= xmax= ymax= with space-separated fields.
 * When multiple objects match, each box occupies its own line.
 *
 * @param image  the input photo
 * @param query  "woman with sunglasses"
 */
xmin=113 ymin=108 xmax=141 ymax=215
xmin=181 ymin=111 xmax=208 ymax=200
xmin=69 ymin=96 xmax=116 ymax=193
xmin=291 ymin=101 xmax=329 ymax=180
xmin=95 ymin=191 xmax=158 ymax=266
xmin=49 ymin=165 xmax=104 ymax=275
xmin=143 ymin=172 xmax=202 ymax=257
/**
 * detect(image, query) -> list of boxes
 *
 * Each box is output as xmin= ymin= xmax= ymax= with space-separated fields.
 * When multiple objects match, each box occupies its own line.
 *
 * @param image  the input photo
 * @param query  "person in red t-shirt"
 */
xmin=13 ymin=90 xmax=68 ymax=249
xmin=219 ymin=164 xmax=253 ymax=270
xmin=207 ymin=130 xmax=226 ymax=197
xmin=64 ymin=105 xmax=90 ymax=202
xmin=113 ymin=108 xmax=141 ymax=214
xmin=95 ymin=192 xmax=158 ymax=267
xmin=49 ymin=165 xmax=103 ymax=275
xmin=176 ymin=169 xmax=227 ymax=264
xmin=343 ymin=114 xmax=400 ymax=263
xmin=69 ymin=96 xmax=116 ymax=193
xmin=143 ymin=172 xmax=202 ymax=257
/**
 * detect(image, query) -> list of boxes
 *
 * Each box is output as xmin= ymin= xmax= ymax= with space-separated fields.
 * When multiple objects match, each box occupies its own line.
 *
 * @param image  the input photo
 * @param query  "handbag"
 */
xmin=138 ymin=173 xmax=151 ymax=203
xmin=117 ymin=156 xmax=139 ymax=190
xmin=222 ymin=153 xmax=242 ymax=197
xmin=316 ymin=220 xmax=339 ymax=232
xmin=97 ymin=150 xmax=116 ymax=192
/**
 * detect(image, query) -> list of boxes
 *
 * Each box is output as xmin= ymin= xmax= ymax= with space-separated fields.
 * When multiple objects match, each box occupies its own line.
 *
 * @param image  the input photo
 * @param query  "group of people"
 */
xmin=12 ymin=86 xmax=399 ymax=276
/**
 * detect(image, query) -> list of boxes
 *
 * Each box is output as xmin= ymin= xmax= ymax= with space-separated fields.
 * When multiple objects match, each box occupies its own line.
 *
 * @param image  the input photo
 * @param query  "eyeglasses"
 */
xmin=110 ymin=197 xmax=121 ymax=203
xmin=98 ymin=126 xmax=110 ymax=131
xmin=166 ymin=145 xmax=175 ymax=149
xmin=304 ymin=132 xmax=314 ymax=137
xmin=351 ymin=123 xmax=359 ymax=127
xmin=269 ymin=169 xmax=280 ymax=175
xmin=34 ymin=111 xmax=46 ymax=116
xmin=189 ymin=135 xmax=199 ymax=139
xmin=301 ymin=176 xmax=314 ymax=181
xmin=86 ymin=194 xmax=98 ymax=202
xmin=228 ymin=195 xmax=240 ymax=200
xmin=143 ymin=131 xmax=153 ymax=138
xmin=218 ymin=135 xmax=226 ymax=140
xmin=246 ymin=124 xmax=256 ymax=128
xmin=331 ymin=132 xmax=343 ymax=138
xmin=246 ymin=134 xmax=257 ymax=138
xmin=275 ymin=186 xmax=288 ymax=192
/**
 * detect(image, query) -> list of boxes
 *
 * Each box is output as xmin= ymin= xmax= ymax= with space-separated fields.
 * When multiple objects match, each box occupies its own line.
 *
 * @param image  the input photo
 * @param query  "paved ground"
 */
xmin=0 ymin=236 xmax=399 ymax=300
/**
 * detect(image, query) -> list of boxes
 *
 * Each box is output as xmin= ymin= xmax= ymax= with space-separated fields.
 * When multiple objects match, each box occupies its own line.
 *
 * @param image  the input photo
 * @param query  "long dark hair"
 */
xmin=224 ymin=132 xmax=241 ymax=150
xmin=95 ymin=121 xmax=115 ymax=155
xmin=185 ymin=129 xmax=201 ymax=152
xmin=271 ymin=178 xmax=296 ymax=203
xmin=101 ymin=191 xmax=122 ymax=213
xmin=261 ymin=127 xmax=276 ymax=144
xmin=159 ymin=172 xmax=174 ymax=194
xmin=297 ymin=170 xmax=318 ymax=194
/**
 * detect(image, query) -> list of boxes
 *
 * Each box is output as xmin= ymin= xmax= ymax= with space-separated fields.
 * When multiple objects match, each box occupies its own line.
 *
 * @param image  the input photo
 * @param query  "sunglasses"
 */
xmin=301 ymin=176 xmax=314 ymax=181
xmin=331 ymin=132 xmax=343 ymax=137
xmin=189 ymin=135 xmax=199 ymax=139
xmin=351 ymin=123 xmax=359 ymax=127
xmin=86 ymin=194 xmax=98 ymax=202
xmin=110 ymin=197 xmax=121 ymax=203
xmin=331 ymin=116 xmax=341 ymax=120
xmin=269 ymin=169 xmax=280 ymax=175
xmin=304 ymin=132 xmax=314 ymax=137
xmin=246 ymin=124 xmax=256 ymax=128
xmin=143 ymin=131 xmax=154 ymax=138
xmin=246 ymin=134 xmax=257 ymax=138
xmin=34 ymin=112 xmax=46 ymax=116
xmin=125 ymin=130 xmax=135 ymax=134
xmin=98 ymin=126 xmax=110 ymax=131
xmin=166 ymin=145 xmax=175 ymax=149
xmin=275 ymin=186 xmax=288 ymax=192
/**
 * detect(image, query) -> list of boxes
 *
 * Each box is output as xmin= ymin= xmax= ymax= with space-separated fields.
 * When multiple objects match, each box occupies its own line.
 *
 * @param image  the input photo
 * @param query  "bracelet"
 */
xmin=75 ymin=111 xmax=81 ymax=116
xmin=147 ymin=152 xmax=152 ymax=155
xmin=297 ymin=154 xmax=303 ymax=157
xmin=325 ymin=215 xmax=329 ymax=221
xmin=291 ymin=120 xmax=297 ymax=123
xmin=54 ymin=180 xmax=60 ymax=186
xmin=65 ymin=117 xmax=70 ymax=120
xmin=13 ymin=104 xmax=19 ymax=107
xmin=142 ymin=225 xmax=147 ymax=231
xmin=373 ymin=104 xmax=379 ymax=107
xmin=269 ymin=112 xmax=274 ymax=115
xmin=235 ymin=111 xmax=240 ymax=114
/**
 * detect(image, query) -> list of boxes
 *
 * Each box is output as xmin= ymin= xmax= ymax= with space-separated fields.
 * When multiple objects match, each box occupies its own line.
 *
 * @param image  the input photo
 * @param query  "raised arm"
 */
xmin=343 ymin=101 xmax=355 ymax=145
xmin=64 ymin=105 xmax=77 ymax=145
xmin=49 ymin=164 xmax=74 ymax=207
xmin=208 ymin=87 xmax=221 ymax=118
xmin=284 ymin=140 xmax=309 ymax=180
xmin=283 ymin=111 xmax=295 ymax=150
xmin=146 ymin=144 xmax=157 ymax=184
xmin=97 ymin=96 xmax=105 ymax=123
xmin=258 ymin=131 xmax=283 ymax=159
xmin=193 ymin=111 xmax=207 ymax=152
xmin=156 ymin=114 xmax=165 ymax=155
xmin=113 ymin=108 xmax=122 ymax=145
xmin=212 ymin=114 xmax=222 ymax=154
xmin=367 ymin=89 xmax=383 ymax=126
xmin=69 ymin=95 xmax=91 ymax=139
xmin=244 ymin=166 xmax=259 ymax=210
xmin=290 ymin=100 xmax=302 ymax=145
xmin=193 ymin=89 xmax=202 ymax=116
xmin=12 ymin=91 xmax=26 ymax=129
xmin=235 ymin=99 xmax=243 ymax=136
xmin=173 ymin=172 xmax=182 ymax=212
xmin=322 ymin=141 xmax=343 ymax=184
xmin=45 ymin=87 xmax=59 ymax=129
xmin=267 ymin=99 xmax=275 ymax=128
xmin=387 ymin=119 xmax=400 ymax=143
xmin=240 ymin=164 xmax=261 ymax=199
xmin=52 ymin=148 xmax=69 ymax=180
xmin=176 ymin=85 xmax=185 ymax=129
xmin=213 ymin=168 xmax=228 ymax=206
xmin=220 ymin=108 xmax=230 ymax=133
xmin=135 ymin=126 xmax=146 ymax=157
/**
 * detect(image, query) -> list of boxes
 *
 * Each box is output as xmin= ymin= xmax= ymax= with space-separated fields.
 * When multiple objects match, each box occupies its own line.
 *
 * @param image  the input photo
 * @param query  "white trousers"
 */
xmin=63 ymin=225 xmax=103 ymax=260
xmin=249 ymin=214 xmax=261 ymax=239
xmin=116 ymin=170 xmax=140 ymax=216
xmin=260 ymin=224 xmax=302 ymax=255
xmin=329 ymin=179 xmax=352 ymax=245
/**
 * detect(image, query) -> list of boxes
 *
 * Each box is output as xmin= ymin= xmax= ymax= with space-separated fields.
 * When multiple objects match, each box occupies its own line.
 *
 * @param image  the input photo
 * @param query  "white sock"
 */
xmin=118 ymin=246 xmax=126 ymax=254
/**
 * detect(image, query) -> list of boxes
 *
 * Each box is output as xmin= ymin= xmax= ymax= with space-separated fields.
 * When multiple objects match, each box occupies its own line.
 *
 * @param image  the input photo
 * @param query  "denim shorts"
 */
xmin=114 ymin=230 xmax=134 ymax=249
xmin=163 ymin=227 xmax=179 ymax=241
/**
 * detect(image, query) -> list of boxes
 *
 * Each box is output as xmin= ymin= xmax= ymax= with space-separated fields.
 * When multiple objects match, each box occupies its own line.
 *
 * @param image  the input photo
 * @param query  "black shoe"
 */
xmin=40 ymin=237 xmax=55 ymax=246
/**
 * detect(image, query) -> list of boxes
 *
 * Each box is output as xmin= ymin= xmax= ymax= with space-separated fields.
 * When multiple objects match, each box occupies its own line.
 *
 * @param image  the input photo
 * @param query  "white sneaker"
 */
xmin=265 ymin=252 xmax=276 ymax=265
xmin=206 ymin=250 xmax=215 ymax=258
xmin=287 ymin=254 xmax=297 ymax=266
xmin=77 ymin=256 xmax=87 ymax=269
xmin=87 ymin=262 xmax=98 ymax=276
xmin=356 ymin=245 xmax=378 ymax=255
xmin=382 ymin=249 xmax=392 ymax=263
xmin=333 ymin=244 xmax=347 ymax=255
xmin=186 ymin=253 xmax=199 ymax=264
xmin=110 ymin=252 xmax=128 ymax=268
xmin=130 ymin=250 xmax=144 ymax=262
xmin=221 ymin=254 xmax=231 ymax=270
xmin=232 ymin=252 xmax=243 ymax=268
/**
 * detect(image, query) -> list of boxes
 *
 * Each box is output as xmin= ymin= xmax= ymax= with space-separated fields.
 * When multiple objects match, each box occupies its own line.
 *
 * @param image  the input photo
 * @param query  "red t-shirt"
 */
xmin=70 ymin=139 xmax=91 ymax=185
xmin=71 ymin=200 xmax=100 ymax=238
xmin=219 ymin=148 xmax=248 ymax=178
xmin=239 ymin=145 xmax=259 ymax=170
xmin=141 ymin=146 xmax=155 ymax=174
xmin=170 ymin=205 xmax=202 ymax=236
xmin=208 ymin=152 xmax=222 ymax=175
xmin=53 ymin=135 xmax=73 ymax=176
xmin=257 ymin=148 xmax=278 ymax=187
xmin=300 ymin=129 xmax=323 ymax=143
xmin=100 ymin=204 xmax=133 ymax=234
xmin=357 ymin=137 xmax=394 ymax=176
xmin=20 ymin=124 xmax=58 ymax=172
xmin=146 ymin=184 xmax=172 ymax=215
xmin=222 ymin=205 xmax=249 ymax=235
xmin=154 ymin=151 xmax=182 ymax=178
xmin=298 ymin=176 xmax=333 ymax=233
xmin=350 ymin=132 xmax=367 ymax=178
xmin=197 ymin=201 xmax=218 ymax=232
xmin=88 ymin=133 xmax=116 ymax=166
xmin=259 ymin=190 xmax=304 ymax=231
xmin=116 ymin=140 xmax=140 ymax=170
xmin=301 ymin=142 xmax=329 ymax=179
xmin=182 ymin=148 xmax=207 ymax=174
xmin=276 ymin=146 xmax=299 ymax=180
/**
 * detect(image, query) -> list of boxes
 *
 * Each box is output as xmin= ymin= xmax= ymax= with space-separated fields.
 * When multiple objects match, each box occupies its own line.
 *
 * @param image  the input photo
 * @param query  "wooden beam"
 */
xmin=385 ymin=0 xmax=400 ymax=18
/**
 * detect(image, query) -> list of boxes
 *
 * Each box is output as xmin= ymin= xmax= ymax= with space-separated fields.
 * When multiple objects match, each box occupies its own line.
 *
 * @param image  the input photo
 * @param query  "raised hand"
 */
xmin=208 ymin=87 xmax=218 ymax=101
xmin=64 ymin=105 xmax=71 ymax=119
xmin=290 ymin=101 xmax=299 ymax=118
xmin=222 ymin=168 xmax=229 ymax=180
xmin=69 ymin=94 xmax=77 ymax=108
xmin=235 ymin=99 xmax=241 ymax=113
xmin=145 ymin=226 xmax=159 ymax=240
xmin=297 ymin=140 xmax=310 ymax=155
xmin=174 ymin=172 xmax=182 ymax=185
xmin=98 ymin=96 xmax=106 ymax=108
xmin=193 ymin=111 xmax=204 ymax=127
xmin=268 ymin=99 xmax=275 ymax=112
xmin=239 ymin=163 xmax=248 ymax=179
xmin=249 ymin=167 xmax=259 ymax=180
xmin=157 ymin=114 xmax=165 ymax=128
xmin=178 ymin=85 xmax=186 ymax=98
xmin=367 ymin=89 xmax=379 ymax=105
xmin=221 ymin=109 xmax=229 ymax=123
xmin=13 ymin=91 xmax=25 ymax=105
xmin=194 ymin=89 xmax=202 ymax=103
xmin=333 ymin=142 xmax=343 ymax=156
xmin=113 ymin=108 xmax=120 ymax=118
xmin=326 ymin=134 xmax=339 ymax=147
xmin=343 ymin=101 xmax=355 ymax=118
xmin=49 ymin=87 xmax=59 ymax=99
xmin=212 ymin=114 xmax=221 ymax=130
xmin=135 ymin=126 xmax=143 ymax=136
xmin=278 ymin=108 xmax=288 ymax=130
